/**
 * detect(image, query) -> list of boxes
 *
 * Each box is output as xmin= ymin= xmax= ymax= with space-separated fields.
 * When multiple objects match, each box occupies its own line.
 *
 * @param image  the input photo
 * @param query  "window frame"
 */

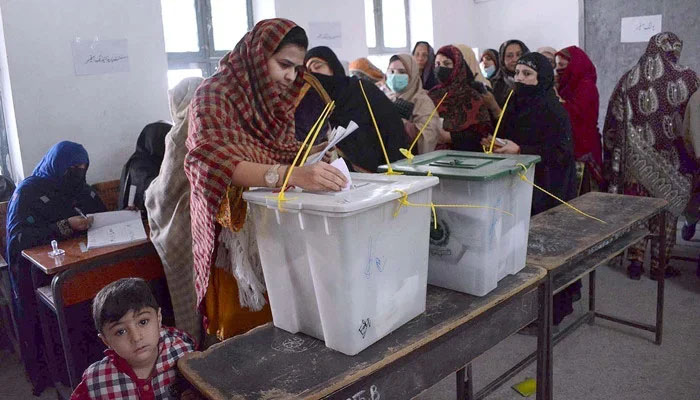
xmin=164 ymin=0 xmax=254 ymax=77
xmin=367 ymin=0 xmax=411 ymax=56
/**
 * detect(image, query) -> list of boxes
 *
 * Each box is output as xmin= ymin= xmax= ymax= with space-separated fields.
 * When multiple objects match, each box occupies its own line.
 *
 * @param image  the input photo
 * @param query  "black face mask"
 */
xmin=64 ymin=167 xmax=87 ymax=192
xmin=513 ymin=82 xmax=540 ymax=97
xmin=435 ymin=66 xmax=453 ymax=84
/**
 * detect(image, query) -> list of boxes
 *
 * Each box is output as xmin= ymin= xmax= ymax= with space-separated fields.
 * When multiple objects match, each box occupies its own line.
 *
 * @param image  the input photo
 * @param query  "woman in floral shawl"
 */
xmin=603 ymin=32 xmax=699 ymax=280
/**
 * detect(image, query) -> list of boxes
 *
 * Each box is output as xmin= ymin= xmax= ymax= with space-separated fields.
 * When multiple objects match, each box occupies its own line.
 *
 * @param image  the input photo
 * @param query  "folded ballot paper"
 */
xmin=86 ymin=210 xmax=147 ymax=249
xmin=304 ymin=121 xmax=359 ymax=165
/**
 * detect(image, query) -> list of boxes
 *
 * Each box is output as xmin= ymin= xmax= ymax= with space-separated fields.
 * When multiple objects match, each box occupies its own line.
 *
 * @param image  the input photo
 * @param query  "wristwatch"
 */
xmin=264 ymin=164 xmax=281 ymax=188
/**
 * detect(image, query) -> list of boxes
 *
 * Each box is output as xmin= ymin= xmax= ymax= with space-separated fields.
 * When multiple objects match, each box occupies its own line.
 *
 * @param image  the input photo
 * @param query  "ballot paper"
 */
xmin=331 ymin=158 xmax=352 ymax=191
xmin=305 ymin=121 xmax=359 ymax=165
xmin=87 ymin=210 xmax=147 ymax=249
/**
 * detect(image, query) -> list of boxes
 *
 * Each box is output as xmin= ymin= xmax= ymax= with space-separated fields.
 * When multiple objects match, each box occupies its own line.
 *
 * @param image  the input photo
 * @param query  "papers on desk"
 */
xmin=86 ymin=210 xmax=147 ymax=249
xmin=305 ymin=121 xmax=359 ymax=165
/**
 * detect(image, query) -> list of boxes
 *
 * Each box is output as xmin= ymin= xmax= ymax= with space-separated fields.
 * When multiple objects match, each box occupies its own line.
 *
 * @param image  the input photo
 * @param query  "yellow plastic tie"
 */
xmin=484 ymin=90 xmax=514 ymax=154
xmin=358 ymin=80 xmax=402 ymax=175
xmin=400 ymin=92 xmax=448 ymax=162
xmin=515 ymin=163 xmax=606 ymax=224
xmin=392 ymin=190 xmax=513 ymax=229
xmin=275 ymin=101 xmax=335 ymax=209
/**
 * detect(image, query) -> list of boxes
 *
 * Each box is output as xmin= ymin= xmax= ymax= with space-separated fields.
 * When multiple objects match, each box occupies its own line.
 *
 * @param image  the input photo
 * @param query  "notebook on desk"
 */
xmin=87 ymin=210 xmax=147 ymax=249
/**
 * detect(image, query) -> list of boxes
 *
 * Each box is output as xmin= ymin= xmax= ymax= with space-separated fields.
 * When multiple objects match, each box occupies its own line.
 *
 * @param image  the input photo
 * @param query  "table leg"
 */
xmin=536 ymin=276 xmax=553 ymax=400
xmin=588 ymin=270 xmax=596 ymax=324
xmin=456 ymin=367 xmax=465 ymax=400
xmin=655 ymin=211 xmax=666 ymax=345
xmin=466 ymin=364 xmax=474 ymax=400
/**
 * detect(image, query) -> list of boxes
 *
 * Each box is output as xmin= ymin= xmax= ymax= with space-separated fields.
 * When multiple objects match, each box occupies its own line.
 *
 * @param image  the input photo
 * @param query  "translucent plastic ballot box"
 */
xmin=243 ymin=173 xmax=439 ymax=355
xmin=379 ymin=151 xmax=540 ymax=296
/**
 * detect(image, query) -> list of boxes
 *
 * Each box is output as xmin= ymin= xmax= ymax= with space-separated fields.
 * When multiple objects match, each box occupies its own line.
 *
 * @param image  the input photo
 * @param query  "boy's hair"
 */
xmin=93 ymin=278 xmax=159 ymax=333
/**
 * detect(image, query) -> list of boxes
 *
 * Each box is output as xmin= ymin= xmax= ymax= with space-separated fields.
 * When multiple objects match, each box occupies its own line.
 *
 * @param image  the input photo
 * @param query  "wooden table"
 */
xmin=23 ymin=235 xmax=160 ymax=398
xmin=179 ymin=266 xmax=548 ymax=400
xmin=473 ymin=192 xmax=668 ymax=400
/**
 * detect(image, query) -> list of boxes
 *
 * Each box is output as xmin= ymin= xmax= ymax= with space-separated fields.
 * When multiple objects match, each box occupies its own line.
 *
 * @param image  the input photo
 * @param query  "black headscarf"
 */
xmin=304 ymin=46 xmax=346 ymax=77
xmin=491 ymin=40 xmax=530 ymax=107
xmin=307 ymin=72 xmax=408 ymax=172
xmin=499 ymin=52 xmax=576 ymax=215
xmin=118 ymin=122 xmax=172 ymax=211
xmin=412 ymin=41 xmax=438 ymax=90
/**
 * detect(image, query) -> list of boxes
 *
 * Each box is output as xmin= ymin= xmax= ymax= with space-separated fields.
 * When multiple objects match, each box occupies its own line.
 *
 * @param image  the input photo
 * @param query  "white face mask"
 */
xmin=480 ymin=62 xmax=496 ymax=78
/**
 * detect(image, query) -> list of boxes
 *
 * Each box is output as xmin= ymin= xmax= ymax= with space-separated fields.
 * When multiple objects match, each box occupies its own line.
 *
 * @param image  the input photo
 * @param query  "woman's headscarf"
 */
xmin=498 ymin=39 xmax=530 ymax=77
xmin=515 ymin=52 xmax=556 ymax=98
xmin=32 ymin=141 xmax=89 ymax=182
xmin=117 ymin=122 xmax=172 ymax=210
xmin=145 ymin=77 xmax=204 ymax=339
xmin=392 ymin=54 xmax=423 ymax=102
xmin=537 ymin=46 xmax=558 ymax=67
xmin=412 ymin=41 xmax=438 ymax=90
xmin=186 ymin=19 xmax=307 ymax=306
xmin=455 ymin=44 xmax=492 ymax=88
xmin=348 ymin=58 xmax=385 ymax=82
xmin=603 ymin=32 xmax=699 ymax=215
xmin=481 ymin=48 xmax=500 ymax=78
xmin=428 ymin=45 xmax=490 ymax=132
xmin=304 ymin=46 xmax=346 ymax=77
xmin=555 ymin=46 xmax=604 ymax=182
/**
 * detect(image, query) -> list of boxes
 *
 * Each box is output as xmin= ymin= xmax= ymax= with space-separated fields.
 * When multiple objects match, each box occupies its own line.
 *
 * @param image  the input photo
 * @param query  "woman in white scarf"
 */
xmin=145 ymin=77 xmax=204 ymax=340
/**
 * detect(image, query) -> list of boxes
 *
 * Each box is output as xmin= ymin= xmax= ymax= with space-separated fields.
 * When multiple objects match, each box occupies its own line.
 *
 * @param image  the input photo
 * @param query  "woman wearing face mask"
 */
xmin=6 ymin=141 xmax=106 ymax=394
xmin=429 ymin=45 xmax=493 ymax=151
xmin=480 ymin=48 xmax=499 ymax=82
xmin=455 ymin=44 xmax=502 ymax=122
xmin=385 ymin=54 xmax=440 ymax=154
xmin=481 ymin=52 xmax=577 ymax=216
xmin=555 ymin=46 xmax=604 ymax=193
xmin=304 ymin=46 xmax=346 ymax=77
xmin=491 ymin=39 xmax=530 ymax=107
xmin=482 ymin=52 xmax=579 ymax=328
xmin=187 ymin=19 xmax=348 ymax=340
xmin=603 ymin=32 xmax=698 ymax=280
xmin=412 ymin=41 xmax=439 ymax=90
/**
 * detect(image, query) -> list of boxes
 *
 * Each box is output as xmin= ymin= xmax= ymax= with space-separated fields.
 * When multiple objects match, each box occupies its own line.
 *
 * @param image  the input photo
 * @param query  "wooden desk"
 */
xmin=22 ymin=234 xmax=162 ymax=398
xmin=475 ymin=192 xmax=668 ymax=400
xmin=180 ymin=266 xmax=548 ymax=400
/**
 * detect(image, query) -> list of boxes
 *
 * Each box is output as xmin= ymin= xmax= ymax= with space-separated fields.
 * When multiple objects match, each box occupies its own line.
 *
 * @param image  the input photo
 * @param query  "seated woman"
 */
xmin=186 ymin=19 xmax=347 ymax=341
xmin=385 ymin=54 xmax=440 ymax=154
xmin=428 ymin=45 xmax=493 ymax=151
xmin=6 ymin=141 xmax=106 ymax=394
xmin=118 ymin=121 xmax=172 ymax=213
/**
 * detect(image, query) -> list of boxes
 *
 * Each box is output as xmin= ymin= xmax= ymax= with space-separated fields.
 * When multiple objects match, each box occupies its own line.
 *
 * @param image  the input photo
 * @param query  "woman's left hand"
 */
xmin=493 ymin=139 xmax=520 ymax=154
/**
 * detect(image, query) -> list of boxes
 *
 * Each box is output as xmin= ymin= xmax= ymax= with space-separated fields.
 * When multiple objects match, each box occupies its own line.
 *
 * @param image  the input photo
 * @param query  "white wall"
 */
xmin=0 ymin=0 xmax=170 ymax=183
xmin=432 ymin=0 xmax=579 ymax=54
xmin=274 ymin=0 xmax=368 ymax=64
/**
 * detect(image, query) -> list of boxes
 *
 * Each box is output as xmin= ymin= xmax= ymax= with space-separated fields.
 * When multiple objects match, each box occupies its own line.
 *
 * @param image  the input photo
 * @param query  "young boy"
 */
xmin=70 ymin=278 xmax=196 ymax=399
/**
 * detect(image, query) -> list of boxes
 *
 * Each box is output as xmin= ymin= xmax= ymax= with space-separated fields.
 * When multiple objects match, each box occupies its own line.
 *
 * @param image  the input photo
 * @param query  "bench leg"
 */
xmin=456 ymin=364 xmax=474 ymax=400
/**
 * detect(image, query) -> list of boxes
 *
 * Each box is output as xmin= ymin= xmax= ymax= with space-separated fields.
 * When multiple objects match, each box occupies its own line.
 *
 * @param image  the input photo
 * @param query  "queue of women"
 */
xmin=6 ymin=18 xmax=698 ymax=392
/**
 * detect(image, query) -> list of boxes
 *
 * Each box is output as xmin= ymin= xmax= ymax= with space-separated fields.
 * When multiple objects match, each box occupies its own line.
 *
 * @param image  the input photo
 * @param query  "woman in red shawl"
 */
xmin=555 ymin=46 xmax=604 ymax=192
xmin=428 ymin=45 xmax=493 ymax=151
xmin=186 ymin=19 xmax=346 ymax=340
xmin=603 ymin=32 xmax=699 ymax=280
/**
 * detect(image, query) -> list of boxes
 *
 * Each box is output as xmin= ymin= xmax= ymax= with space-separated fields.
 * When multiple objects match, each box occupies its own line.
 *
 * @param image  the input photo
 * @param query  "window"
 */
xmin=365 ymin=0 xmax=410 ymax=72
xmin=0 ymin=92 xmax=13 ymax=179
xmin=160 ymin=0 xmax=253 ymax=88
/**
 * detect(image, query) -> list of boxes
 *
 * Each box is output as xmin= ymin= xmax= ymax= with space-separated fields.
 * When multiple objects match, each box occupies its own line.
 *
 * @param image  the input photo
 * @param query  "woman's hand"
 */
xmin=289 ymin=162 xmax=347 ymax=192
xmin=493 ymin=139 xmax=520 ymax=154
xmin=438 ymin=128 xmax=452 ymax=145
xmin=68 ymin=216 xmax=93 ymax=231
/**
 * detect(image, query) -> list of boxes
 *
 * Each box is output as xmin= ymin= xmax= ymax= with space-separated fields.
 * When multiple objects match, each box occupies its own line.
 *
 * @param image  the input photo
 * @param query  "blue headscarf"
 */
xmin=31 ymin=141 xmax=89 ymax=181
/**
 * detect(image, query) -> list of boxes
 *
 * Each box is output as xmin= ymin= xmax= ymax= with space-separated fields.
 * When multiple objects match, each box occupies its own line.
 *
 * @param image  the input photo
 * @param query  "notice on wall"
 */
xmin=620 ymin=15 xmax=662 ymax=43
xmin=308 ymin=22 xmax=342 ymax=49
xmin=72 ymin=38 xmax=130 ymax=76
